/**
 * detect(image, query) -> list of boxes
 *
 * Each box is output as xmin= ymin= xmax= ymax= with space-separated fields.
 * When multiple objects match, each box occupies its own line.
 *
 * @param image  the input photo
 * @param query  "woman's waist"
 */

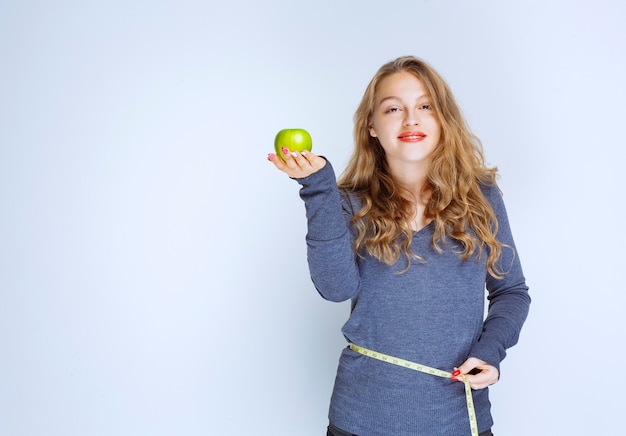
xmin=334 ymin=348 xmax=487 ymax=406
xmin=340 ymin=326 xmax=480 ymax=371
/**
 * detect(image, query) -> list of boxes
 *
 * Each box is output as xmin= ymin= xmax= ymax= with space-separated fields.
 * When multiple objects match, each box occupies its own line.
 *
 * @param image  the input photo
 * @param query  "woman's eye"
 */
xmin=419 ymin=104 xmax=432 ymax=110
xmin=385 ymin=107 xmax=401 ymax=113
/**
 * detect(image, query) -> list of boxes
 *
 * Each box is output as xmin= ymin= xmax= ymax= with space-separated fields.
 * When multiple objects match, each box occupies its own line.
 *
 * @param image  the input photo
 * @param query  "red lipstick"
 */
xmin=398 ymin=131 xmax=426 ymax=142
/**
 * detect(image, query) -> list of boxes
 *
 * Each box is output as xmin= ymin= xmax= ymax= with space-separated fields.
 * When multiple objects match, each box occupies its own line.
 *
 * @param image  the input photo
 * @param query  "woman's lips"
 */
xmin=398 ymin=131 xmax=426 ymax=142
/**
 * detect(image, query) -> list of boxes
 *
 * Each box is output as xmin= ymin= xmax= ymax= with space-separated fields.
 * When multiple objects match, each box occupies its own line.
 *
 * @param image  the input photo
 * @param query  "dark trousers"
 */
xmin=327 ymin=423 xmax=494 ymax=436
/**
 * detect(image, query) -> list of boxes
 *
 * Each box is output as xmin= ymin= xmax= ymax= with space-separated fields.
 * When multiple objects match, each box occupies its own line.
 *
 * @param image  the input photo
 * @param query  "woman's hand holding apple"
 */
xmin=267 ymin=128 xmax=326 ymax=178
xmin=267 ymin=147 xmax=326 ymax=179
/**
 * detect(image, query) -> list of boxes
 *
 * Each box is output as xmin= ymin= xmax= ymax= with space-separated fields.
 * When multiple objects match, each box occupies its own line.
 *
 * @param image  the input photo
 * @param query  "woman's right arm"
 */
xmin=268 ymin=149 xmax=360 ymax=302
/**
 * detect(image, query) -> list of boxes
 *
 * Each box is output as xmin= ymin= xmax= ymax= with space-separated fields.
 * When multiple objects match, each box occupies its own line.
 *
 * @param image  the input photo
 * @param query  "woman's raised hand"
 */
xmin=267 ymin=146 xmax=326 ymax=179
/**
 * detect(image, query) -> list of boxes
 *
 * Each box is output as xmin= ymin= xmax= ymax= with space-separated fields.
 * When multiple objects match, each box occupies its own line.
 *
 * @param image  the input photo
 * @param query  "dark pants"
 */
xmin=327 ymin=423 xmax=494 ymax=436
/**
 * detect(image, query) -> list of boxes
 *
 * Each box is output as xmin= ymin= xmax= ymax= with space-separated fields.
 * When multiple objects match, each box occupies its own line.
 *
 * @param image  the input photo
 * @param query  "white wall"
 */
xmin=1 ymin=0 xmax=624 ymax=434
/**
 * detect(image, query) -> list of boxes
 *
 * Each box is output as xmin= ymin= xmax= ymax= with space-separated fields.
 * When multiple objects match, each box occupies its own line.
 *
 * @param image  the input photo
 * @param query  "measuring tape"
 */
xmin=349 ymin=343 xmax=479 ymax=436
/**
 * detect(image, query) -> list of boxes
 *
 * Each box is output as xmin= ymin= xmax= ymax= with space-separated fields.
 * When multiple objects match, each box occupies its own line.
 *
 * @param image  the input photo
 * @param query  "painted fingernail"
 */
xmin=451 ymin=369 xmax=461 ymax=377
xmin=291 ymin=152 xmax=298 ymax=157
xmin=301 ymin=151 xmax=307 ymax=156
xmin=281 ymin=146 xmax=289 ymax=155
xmin=267 ymin=153 xmax=276 ymax=162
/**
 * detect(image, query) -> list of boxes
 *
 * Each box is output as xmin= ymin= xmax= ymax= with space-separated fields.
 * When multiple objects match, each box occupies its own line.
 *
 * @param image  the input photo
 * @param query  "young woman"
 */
xmin=267 ymin=56 xmax=530 ymax=436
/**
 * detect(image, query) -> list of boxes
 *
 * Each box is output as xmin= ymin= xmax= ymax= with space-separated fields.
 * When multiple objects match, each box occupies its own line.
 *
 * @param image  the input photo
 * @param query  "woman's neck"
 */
xmin=388 ymin=160 xmax=429 ymax=198
xmin=388 ymin=161 xmax=432 ymax=231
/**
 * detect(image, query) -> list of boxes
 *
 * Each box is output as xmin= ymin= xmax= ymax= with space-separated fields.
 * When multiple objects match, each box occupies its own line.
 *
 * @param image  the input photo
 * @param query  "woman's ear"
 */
xmin=368 ymin=125 xmax=377 ymax=137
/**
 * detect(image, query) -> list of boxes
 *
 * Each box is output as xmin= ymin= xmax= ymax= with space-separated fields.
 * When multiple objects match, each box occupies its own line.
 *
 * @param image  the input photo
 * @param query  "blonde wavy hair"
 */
xmin=337 ymin=56 xmax=506 ymax=278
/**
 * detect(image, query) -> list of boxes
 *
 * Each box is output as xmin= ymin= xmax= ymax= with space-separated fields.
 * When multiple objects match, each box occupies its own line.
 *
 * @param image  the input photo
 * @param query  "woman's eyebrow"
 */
xmin=378 ymin=95 xmax=428 ymax=106
xmin=378 ymin=96 xmax=401 ymax=106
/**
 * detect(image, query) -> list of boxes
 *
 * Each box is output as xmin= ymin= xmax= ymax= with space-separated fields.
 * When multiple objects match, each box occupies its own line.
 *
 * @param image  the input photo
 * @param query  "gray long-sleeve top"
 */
xmin=296 ymin=160 xmax=530 ymax=435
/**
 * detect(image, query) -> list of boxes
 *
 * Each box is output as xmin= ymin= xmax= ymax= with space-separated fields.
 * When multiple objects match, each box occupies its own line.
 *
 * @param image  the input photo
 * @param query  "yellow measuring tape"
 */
xmin=349 ymin=343 xmax=479 ymax=436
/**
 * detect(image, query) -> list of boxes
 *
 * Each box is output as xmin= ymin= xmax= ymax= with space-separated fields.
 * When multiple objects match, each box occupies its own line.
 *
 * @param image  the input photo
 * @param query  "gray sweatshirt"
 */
xmin=296 ymin=160 xmax=530 ymax=435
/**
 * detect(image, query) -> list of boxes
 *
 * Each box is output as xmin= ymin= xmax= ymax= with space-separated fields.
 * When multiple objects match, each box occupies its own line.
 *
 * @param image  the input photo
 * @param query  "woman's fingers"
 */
xmin=452 ymin=357 xmax=499 ymax=390
xmin=267 ymin=147 xmax=326 ymax=178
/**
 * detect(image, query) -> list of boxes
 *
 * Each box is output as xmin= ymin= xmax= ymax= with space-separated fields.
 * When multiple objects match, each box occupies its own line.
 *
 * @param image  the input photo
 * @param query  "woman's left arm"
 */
xmin=464 ymin=185 xmax=531 ymax=385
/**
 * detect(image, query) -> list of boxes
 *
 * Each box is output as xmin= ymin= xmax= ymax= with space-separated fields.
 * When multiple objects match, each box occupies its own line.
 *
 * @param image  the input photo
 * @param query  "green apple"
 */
xmin=274 ymin=128 xmax=312 ymax=161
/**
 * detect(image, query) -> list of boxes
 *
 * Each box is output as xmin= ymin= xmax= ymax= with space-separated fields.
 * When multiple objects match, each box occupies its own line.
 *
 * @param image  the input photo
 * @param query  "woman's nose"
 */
xmin=403 ymin=109 xmax=420 ymax=126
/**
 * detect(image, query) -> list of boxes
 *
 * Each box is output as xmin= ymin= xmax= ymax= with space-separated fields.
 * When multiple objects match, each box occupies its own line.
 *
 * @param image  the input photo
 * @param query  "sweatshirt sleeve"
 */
xmin=295 ymin=160 xmax=360 ymax=302
xmin=468 ymin=185 xmax=531 ymax=371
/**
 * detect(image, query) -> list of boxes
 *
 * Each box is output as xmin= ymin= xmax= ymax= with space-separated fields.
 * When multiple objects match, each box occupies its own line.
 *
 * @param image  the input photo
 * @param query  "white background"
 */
xmin=1 ymin=0 xmax=625 ymax=435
